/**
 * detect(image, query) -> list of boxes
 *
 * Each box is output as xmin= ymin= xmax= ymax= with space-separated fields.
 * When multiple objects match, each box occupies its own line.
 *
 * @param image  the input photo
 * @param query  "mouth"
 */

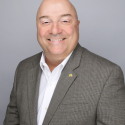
xmin=47 ymin=38 xmax=66 ymax=42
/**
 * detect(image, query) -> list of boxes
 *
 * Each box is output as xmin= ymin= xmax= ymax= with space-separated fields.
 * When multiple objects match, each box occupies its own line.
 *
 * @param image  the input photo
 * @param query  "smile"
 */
xmin=48 ymin=38 xmax=66 ymax=42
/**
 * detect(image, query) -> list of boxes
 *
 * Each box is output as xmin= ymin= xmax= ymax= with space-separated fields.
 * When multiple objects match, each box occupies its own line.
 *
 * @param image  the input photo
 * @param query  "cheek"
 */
xmin=38 ymin=27 xmax=48 ymax=38
xmin=64 ymin=26 xmax=75 ymax=37
xmin=63 ymin=26 xmax=74 ymax=35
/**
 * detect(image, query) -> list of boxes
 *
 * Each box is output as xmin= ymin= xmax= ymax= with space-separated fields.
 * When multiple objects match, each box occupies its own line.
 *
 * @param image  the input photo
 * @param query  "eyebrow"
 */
xmin=39 ymin=16 xmax=49 ymax=20
xmin=60 ymin=14 xmax=72 ymax=17
xmin=39 ymin=14 xmax=72 ymax=20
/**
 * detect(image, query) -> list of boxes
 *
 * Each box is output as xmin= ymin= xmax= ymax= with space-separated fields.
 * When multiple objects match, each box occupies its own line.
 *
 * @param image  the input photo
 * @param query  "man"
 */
xmin=4 ymin=0 xmax=125 ymax=125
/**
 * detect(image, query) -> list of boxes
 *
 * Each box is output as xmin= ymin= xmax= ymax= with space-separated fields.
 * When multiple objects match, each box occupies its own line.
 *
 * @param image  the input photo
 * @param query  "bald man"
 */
xmin=4 ymin=0 xmax=125 ymax=125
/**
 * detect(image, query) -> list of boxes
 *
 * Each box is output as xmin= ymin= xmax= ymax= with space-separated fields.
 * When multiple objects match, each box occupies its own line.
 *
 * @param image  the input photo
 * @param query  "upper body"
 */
xmin=4 ymin=0 xmax=125 ymax=125
xmin=4 ymin=44 xmax=125 ymax=125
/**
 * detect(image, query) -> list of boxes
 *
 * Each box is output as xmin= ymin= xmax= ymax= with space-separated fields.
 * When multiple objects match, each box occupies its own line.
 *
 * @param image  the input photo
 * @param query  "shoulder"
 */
xmin=82 ymin=47 xmax=116 ymax=67
xmin=80 ymin=47 xmax=123 ymax=78
xmin=17 ymin=52 xmax=42 ymax=71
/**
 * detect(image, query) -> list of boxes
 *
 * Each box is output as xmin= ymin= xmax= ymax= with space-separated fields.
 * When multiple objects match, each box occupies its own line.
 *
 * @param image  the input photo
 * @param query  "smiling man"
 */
xmin=36 ymin=0 xmax=80 ymax=72
xmin=4 ymin=0 xmax=125 ymax=125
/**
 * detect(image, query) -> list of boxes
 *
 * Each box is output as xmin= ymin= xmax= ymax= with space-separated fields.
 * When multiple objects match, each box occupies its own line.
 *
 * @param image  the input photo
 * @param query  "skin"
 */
xmin=36 ymin=0 xmax=80 ymax=72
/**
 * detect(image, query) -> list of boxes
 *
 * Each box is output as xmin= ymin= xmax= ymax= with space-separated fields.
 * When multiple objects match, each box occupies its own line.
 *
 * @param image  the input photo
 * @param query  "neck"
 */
xmin=45 ymin=54 xmax=65 ymax=72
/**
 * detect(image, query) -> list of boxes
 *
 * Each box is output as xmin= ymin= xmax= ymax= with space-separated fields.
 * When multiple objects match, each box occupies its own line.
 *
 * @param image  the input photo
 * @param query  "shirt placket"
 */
xmin=40 ymin=66 xmax=54 ymax=121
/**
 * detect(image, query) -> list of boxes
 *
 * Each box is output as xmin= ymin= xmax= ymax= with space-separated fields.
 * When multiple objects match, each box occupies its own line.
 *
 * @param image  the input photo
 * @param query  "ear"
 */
xmin=77 ymin=20 xmax=80 ymax=30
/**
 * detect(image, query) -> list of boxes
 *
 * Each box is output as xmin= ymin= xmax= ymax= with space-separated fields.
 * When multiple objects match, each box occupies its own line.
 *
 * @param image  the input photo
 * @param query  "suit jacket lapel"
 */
xmin=43 ymin=43 xmax=84 ymax=125
xmin=27 ymin=53 xmax=42 ymax=125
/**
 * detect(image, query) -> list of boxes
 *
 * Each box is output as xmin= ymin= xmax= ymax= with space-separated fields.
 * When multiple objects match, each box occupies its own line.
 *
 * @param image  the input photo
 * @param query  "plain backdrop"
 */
xmin=0 ymin=0 xmax=125 ymax=124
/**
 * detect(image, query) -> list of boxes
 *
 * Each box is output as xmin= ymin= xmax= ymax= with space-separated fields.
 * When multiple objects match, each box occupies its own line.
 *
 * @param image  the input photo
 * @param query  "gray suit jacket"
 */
xmin=4 ymin=43 xmax=125 ymax=125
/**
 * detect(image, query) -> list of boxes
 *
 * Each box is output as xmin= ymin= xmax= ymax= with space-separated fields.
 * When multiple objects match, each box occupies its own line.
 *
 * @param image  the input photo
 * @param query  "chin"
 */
xmin=49 ymin=49 xmax=67 ymax=56
xmin=50 ymin=51 xmax=65 ymax=55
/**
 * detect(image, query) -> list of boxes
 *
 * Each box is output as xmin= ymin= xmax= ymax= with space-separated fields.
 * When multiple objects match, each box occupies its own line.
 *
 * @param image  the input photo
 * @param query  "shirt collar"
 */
xmin=40 ymin=51 xmax=73 ymax=70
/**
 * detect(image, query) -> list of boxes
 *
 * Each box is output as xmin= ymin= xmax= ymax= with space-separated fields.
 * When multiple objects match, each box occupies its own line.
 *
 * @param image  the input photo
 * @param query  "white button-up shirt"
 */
xmin=37 ymin=52 xmax=73 ymax=125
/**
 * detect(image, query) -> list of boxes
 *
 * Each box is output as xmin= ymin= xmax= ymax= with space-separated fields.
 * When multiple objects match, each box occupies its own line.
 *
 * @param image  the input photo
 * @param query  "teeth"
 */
xmin=50 ymin=39 xmax=63 ymax=41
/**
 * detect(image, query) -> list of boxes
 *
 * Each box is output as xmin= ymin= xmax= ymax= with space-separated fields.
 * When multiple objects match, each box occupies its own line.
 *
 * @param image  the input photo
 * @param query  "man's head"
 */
xmin=36 ymin=0 xmax=80 ymax=61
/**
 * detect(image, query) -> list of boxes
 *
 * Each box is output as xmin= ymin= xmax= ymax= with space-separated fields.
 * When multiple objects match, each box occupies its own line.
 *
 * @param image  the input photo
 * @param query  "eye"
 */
xmin=63 ymin=20 xmax=68 ymax=23
xmin=62 ymin=20 xmax=69 ymax=23
xmin=60 ymin=19 xmax=72 ymax=26
xmin=42 ymin=21 xmax=49 ymax=24
xmin=44 ymin=22 xmax=48 ymax=24
xmin=40 ymin=20 xmax=51 ymax=26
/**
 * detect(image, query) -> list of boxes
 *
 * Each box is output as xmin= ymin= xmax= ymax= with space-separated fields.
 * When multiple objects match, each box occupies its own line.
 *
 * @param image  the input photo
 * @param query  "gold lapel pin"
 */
xmin=69 ymin=74 xmax=73 ymax=77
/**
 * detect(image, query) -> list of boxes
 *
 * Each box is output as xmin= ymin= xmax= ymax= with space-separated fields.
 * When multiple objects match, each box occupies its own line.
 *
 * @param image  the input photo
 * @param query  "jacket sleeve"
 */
xmin=3 ymin=65 xmax=20 ymax=125
xmin=97 ymin=65 xmax=125 ymax=125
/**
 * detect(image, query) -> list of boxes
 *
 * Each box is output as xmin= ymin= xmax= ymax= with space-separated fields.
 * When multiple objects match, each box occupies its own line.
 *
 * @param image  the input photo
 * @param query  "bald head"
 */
xmin=36 ymin=0 xmax=78 ymax=21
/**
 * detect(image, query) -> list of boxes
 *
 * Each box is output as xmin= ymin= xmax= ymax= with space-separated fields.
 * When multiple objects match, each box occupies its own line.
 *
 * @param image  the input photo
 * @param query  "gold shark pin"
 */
xmin=69 ymin=74 xmax=73 ymax=77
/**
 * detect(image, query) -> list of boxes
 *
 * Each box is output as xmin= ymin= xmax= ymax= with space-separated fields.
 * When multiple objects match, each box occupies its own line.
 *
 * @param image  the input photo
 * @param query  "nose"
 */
xmin=49 ymin=22 xmax=62 ymax=35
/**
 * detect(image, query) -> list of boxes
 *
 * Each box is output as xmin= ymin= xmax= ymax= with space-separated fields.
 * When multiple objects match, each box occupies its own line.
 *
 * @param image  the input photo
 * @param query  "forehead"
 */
xmin=38 ymin=1 xmax=76 ymax=19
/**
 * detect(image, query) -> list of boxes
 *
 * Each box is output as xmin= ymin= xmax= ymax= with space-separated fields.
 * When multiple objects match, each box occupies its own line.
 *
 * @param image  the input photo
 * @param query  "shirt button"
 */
xmin=49 ymin=83 xmax=52 ymax=86
xmin=45 ymin=107 xmax=48 ymax=110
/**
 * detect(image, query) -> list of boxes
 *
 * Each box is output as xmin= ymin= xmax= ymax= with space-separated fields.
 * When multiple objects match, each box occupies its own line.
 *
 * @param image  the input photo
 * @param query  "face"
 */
xmin=36 ymin=0 xmax=80 ymax=59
